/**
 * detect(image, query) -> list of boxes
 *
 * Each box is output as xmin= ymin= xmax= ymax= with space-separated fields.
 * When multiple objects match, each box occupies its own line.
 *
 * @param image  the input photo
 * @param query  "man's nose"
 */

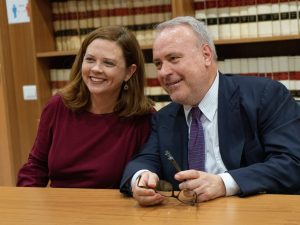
xmin=158 ymin=62 xmax=172 ymax=77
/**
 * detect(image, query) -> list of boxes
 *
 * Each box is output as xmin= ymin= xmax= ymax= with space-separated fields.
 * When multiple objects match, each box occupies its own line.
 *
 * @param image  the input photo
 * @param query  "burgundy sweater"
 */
xmin=17 ymin=95 xmax=152 ymax=188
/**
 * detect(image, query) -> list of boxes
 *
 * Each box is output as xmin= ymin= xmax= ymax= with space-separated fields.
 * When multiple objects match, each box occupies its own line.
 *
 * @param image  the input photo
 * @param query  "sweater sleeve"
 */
xmin=16 ymin=96 xmax=59 ymax=187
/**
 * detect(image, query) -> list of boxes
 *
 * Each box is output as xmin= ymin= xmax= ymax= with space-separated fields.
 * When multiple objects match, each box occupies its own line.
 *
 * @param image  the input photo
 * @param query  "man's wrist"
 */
xmin=130 ymin=170 xmax=149 ymax=191
xmin=218 ymin=172 xmax=240 ymax=196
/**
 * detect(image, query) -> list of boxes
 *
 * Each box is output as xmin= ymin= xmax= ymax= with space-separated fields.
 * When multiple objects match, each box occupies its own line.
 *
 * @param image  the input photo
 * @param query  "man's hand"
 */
xmin=132 ymin=171 xmax=165 ymax=206
xmin=175 ymin=170 xmax=226 ymax=202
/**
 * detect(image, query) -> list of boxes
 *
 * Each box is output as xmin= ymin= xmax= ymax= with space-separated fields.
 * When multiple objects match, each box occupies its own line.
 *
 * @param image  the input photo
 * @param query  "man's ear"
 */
xmin=202 ymin=44 xmax=213 ymax=66
xmin=125 ymin=64 xmax=137 ymax=82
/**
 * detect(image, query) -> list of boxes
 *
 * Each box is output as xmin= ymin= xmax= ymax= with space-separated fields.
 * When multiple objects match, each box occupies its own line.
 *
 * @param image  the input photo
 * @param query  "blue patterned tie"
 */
xmin=188 ymin=107 xmax=205 ymax=171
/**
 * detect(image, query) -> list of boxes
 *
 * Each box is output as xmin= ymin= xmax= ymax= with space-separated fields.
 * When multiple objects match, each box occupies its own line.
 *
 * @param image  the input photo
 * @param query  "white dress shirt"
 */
xmin=183 ymin=72 xmax=239 ymax=196
xmin=132 ymin=72 xmax=240 ymax=196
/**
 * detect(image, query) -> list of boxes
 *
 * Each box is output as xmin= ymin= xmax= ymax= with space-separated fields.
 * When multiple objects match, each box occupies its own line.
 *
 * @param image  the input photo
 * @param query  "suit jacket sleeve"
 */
xmin=225 ymin=78 xmax=300 ymax=195
xmin=119 ymin=114 xmax=162 ymax=195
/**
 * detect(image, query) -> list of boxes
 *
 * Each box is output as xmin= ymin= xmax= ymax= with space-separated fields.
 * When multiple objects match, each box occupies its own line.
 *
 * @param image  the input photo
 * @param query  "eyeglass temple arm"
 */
xmin=164 ymin=150 xmax=182 ymax=172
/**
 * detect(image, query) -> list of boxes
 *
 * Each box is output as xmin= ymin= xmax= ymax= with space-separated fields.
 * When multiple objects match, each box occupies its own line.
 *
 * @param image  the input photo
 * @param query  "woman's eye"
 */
xmin=104 ymin=61 xmax=115 ymax=67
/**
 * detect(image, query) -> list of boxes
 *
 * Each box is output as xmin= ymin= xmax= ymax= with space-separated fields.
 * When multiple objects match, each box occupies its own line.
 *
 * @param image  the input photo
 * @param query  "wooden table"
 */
xmin=0 ymin=187 xmax=299 ymax=225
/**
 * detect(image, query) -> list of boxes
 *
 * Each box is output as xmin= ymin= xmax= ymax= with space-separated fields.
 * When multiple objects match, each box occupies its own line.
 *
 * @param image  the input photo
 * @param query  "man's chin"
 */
xmin=169 ymin=94 xmax=186 ymax=105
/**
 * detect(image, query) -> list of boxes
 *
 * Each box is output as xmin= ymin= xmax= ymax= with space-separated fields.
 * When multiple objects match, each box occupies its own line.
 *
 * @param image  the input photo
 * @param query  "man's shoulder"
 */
xmin=220 ymin=73 xmax=285 ymax=91
xmin=156 ymin=102 xmax=181 ymax=115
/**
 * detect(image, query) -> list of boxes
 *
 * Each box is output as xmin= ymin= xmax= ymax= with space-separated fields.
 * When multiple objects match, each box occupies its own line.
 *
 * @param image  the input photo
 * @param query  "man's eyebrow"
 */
xmin=153 ymin=58 xmax=160 ymax=63
xmin=153 ymin=52 xmax=179 ymax=62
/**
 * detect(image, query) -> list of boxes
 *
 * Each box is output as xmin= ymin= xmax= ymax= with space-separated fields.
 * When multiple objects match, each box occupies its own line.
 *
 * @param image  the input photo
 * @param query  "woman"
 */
xmin=17 ymin=26 xmax=154 ymax=188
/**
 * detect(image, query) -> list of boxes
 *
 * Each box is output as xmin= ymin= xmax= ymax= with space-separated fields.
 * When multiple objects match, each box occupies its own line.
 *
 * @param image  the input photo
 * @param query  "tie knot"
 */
xmin=191 ymin=107 xmax=202 ymax=120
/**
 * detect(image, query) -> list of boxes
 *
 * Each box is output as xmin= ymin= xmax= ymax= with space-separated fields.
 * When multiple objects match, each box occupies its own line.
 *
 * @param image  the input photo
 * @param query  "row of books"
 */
xmin=49 ymin=64 xmax=170 ymax=110
xmin=194 ymin=0 xmax=300 ymax=40
xmin=49 ymin=62 xmax=157 ymax=94
xmin=51 ymin=0 xmax=171 ymax=51
xmin=218 ymin=55 xmax=300 ymax=91
xmin=49 ymin=55 xmax=300 ymax=110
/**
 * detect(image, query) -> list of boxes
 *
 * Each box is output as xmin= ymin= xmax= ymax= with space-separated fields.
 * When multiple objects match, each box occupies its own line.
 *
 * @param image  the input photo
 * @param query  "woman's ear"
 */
xmin=124 ymin=64 xmax=137 ymax=82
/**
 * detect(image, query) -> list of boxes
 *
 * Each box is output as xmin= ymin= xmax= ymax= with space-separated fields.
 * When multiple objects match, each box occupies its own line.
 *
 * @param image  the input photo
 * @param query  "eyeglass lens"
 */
xmin=155 ymin=180 xmax=197 ymax=205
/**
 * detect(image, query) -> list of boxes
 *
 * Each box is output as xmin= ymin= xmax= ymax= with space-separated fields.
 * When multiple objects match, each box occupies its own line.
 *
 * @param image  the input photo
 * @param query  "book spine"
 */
xmin=194 ymin=0 xmax=207 ymax=23
xmin=51 ymin=1 xmax=62 ymax=51
xmin=206 ymin=0 xmax=219 ymax=40
xmin=92 ymin=0 xmax=101 ymax=28
xmin=258 ymin=57 xmax=266 ymax=77
xmin=77 ymin=0 xmax=88 ymax=43
xmin=295 ymin=56 xmax=300 ymax=90
xmin=58 ymin=1 xmax=68 ymax=50
xmin=217 ymin=60 xmax=226 ymax=73
xmin=133 ymin=0 xmax=146 ymax=46
xmin=230 ymin=0 xmax=241 ymax=39
xmin=86 ymin=0 xmax=94 ymax=31
xmin=230 ymin=58 xmax=241 ymax=74
xmin=240 ymin=58 xmax=249 ymax=75
xmin=289 ymin=0 xmax=299 ymax=35
xmin=108 ymin=0 xmax=117 ymax=26
xmin=240 ymin=0 xmax=249 ymax=38
xmin=218 ymin=0 xmax=231 ymax=40
xmin=264 ymin=57 xmax=273 ymax=79
xmin=50 ymin=69 xmax=58 ymax=95
xmin=257 ymin=0 xmax=273 ymax=37
xmin=279 ymin=0 xmax=290 ymax=35
xmin=100 ymin=0 xmax=109 ymax=27
xmin=248 ymin=0 xmax=258 ymax=37
xmin=289 ymin=56 xmax=296 ymax=90
xmin=67 ymin=0 xmax=80 ymax=50
xmin=271 ymin=0 xmax=281 ymax=36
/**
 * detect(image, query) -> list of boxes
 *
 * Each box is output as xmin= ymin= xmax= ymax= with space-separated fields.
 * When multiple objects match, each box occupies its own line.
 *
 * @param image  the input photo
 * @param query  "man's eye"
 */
xmin=154 ymin=62 xmax=161 ymax=69
xmin=170 ymin=56 xmax=179 ymax=61
xmin=84 ymin=57 xmax=94 ymax=62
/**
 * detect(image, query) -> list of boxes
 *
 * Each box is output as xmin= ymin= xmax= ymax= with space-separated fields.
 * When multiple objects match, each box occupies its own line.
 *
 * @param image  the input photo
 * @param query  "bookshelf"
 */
xmin=0 ymin=0 xmax=299 ymax=185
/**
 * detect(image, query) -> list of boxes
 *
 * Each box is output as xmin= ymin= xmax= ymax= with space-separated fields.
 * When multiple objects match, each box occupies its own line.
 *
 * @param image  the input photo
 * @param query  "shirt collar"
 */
xmin=184 ymin=72 xmax=219 ymax=122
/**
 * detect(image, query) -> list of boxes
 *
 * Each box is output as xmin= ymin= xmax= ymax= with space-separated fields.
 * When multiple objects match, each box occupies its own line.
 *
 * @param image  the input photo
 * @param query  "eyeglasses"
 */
xmin=137 ymin=175 xmax=197 ymax=205
xmin=136 ymin=150 xmax=198 ymax=206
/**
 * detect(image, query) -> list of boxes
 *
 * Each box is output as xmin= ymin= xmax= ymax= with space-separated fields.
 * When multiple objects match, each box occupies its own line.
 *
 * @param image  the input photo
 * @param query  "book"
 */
xmin=271 ymin=0 xmax=281 ymax=36
xmin=289 ymin=0 xmax=299 ymax=35
xmin=230 ymin=0 xmax=241 ymax=39
xmin=279 ymin=0 xmax=290 ymax=35
xmin=91 ymin=0 xmax=101 ymax=28
xmin=248 ymin=0 xmax=258 ymax=38
xmin=257 ymin=0 xmax=273 ymax=37
xmin=240 ymin=0 xmax=249 ymax=38
xmin=67 ymin=0 xmax=80 ymax=50
xmin=218 ymin=0 xmax=231 ymax=40
xmin=206 ymin=0 xmax=219 ymax=40
xmin=194 ymin=0 xmax=207 ymax=23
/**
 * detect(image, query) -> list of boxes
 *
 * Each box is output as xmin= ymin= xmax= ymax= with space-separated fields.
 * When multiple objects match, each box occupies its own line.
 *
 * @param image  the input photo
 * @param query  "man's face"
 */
xmin=153 ymin=25 xmax=214 ymax=106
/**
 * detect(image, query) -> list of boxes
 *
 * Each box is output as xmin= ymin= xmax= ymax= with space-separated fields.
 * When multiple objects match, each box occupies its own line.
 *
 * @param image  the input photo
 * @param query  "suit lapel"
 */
xmin=218 ymin=74 xmax=245 ymax=170
xmin=162 ymin=104 xmax=189 ymax=171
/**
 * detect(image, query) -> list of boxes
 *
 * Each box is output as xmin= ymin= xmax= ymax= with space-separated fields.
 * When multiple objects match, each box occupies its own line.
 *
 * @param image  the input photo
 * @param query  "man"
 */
xmin=120 ymin=16 xmax=300 ymax=206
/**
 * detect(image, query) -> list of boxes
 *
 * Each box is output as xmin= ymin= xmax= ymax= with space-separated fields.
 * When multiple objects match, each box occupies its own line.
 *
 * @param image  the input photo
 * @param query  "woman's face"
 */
xmin=81 ymin=38 xmax=133 ymax=101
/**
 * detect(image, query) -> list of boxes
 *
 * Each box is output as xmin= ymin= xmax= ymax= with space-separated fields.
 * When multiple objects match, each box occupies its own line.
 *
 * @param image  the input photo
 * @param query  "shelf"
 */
xmin=215 ymin=35 xmax=300 ymax=45
xmin=36 ymin=35 xmax=300 ymax=58
xmin=36 ymin=50 xmax=78 ymax=58
xmin=36 ymin=44 xmax=153 ymax=58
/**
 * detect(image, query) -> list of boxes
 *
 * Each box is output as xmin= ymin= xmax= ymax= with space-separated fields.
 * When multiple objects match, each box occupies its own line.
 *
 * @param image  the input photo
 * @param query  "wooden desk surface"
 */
xmin=0 ymin=187 xmax=299 ymax=225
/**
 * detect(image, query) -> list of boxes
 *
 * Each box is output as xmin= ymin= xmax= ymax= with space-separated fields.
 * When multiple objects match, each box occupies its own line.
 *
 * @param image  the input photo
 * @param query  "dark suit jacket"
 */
xmin=120 ymin=73 xmax=300 ymax=196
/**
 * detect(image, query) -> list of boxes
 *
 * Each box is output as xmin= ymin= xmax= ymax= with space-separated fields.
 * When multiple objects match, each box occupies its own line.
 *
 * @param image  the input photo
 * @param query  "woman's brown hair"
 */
xmin=59 ymin=26 xmax=153 ymax=117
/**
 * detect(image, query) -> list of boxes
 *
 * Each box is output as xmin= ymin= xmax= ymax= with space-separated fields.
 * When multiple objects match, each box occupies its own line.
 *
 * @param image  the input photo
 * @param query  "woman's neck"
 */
xmin=88 ymin=94 xmax=118 ymax=114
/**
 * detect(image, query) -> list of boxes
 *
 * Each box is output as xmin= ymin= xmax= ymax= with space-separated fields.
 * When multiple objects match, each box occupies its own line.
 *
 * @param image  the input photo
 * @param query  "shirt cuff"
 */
xmin=218 ymin=172 xmax=240 ymax=196
xmin=130 ymin=169 xmax=149 ymax=191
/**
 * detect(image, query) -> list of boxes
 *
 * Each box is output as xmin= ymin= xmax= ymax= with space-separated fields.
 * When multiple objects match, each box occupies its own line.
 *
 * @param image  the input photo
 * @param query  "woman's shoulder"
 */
xmin=42 ymin=94 xmax=65 ymax=113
